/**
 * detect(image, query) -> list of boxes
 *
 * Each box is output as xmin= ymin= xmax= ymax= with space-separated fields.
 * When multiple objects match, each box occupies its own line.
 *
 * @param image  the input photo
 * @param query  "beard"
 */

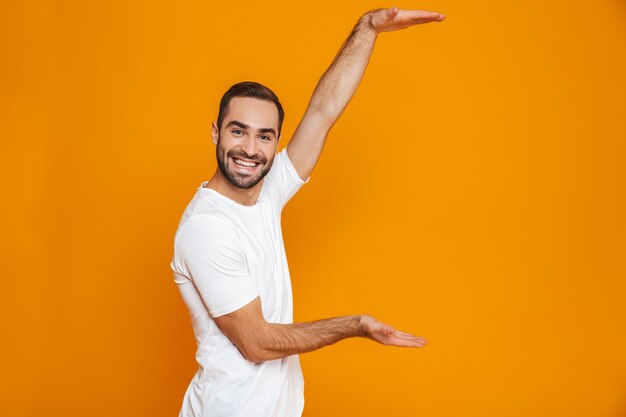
xmin=216 ymin=138 xmax=274 ymax=189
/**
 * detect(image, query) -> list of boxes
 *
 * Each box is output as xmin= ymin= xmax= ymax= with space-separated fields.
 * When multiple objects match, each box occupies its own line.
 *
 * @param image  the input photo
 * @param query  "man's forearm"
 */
xmin=308 ymin=13 xmax=378 ymax=121
xmin=247 ymin=315 xmax=364 ymax=363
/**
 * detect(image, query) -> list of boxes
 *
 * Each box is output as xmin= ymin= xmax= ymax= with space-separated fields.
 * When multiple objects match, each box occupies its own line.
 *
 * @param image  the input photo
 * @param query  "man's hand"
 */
xmin=366 ymin=6 xmax=445 ymax=33
xmin=359 ymin=314 xmax=427 ymax=347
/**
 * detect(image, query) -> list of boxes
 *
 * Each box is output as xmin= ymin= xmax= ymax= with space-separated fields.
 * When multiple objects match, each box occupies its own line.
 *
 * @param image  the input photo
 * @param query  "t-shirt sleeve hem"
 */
xmin=284 ymin=147 xmax=310 ymax=185
xmin=172 ymin=271 xmax=190 ymax=284
xmin=209 ymin=292 xmax=260 ymax=318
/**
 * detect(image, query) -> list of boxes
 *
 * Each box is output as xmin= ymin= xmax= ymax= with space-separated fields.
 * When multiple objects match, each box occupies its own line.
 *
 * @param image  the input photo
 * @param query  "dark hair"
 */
xmin=217 ymin=81 xmax=285 ymax=138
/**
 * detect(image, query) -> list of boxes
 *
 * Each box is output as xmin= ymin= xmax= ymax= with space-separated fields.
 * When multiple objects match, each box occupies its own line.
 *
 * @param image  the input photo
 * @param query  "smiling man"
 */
xmin=170 ymin=6 xmax=445 ymax=417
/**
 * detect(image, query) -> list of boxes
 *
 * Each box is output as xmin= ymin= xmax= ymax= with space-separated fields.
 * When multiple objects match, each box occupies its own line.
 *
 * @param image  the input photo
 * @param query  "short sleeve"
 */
xmin=174 ymin=214 xmax=259 ymax=318
xmin=264 ymin=147 xmax=310 ymax=209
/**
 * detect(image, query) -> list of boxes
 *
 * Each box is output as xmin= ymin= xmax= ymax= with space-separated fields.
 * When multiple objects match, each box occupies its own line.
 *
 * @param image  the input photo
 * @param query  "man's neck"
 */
xmin=204 ymin=168 xmax=263 ymax=206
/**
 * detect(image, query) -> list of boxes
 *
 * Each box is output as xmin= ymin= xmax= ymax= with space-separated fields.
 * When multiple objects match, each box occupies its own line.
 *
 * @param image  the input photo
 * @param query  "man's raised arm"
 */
xmin=286 ymin=7 xmax=445 ymax=181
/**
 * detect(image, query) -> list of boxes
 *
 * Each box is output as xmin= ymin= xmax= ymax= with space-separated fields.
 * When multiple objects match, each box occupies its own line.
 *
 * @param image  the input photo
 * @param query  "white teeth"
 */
xmin=233 ymin=158 xmax=258 ymax=167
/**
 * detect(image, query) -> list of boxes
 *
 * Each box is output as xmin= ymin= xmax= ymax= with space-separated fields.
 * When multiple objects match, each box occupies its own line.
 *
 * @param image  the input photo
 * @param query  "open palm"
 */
xmin=368 ymin=6 xmax=445 ymax=33
xmin=360 ymin=315 xmax=427 ymax=347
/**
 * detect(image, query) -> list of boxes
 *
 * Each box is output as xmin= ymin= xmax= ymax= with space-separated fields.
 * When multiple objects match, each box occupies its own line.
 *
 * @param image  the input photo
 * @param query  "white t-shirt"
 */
xmin=170 ymin=147 xmax=310 ymax=417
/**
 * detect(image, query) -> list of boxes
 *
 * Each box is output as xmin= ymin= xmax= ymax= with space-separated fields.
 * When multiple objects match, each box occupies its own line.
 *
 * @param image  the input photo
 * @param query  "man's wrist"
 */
xmin=353 ymin=314 xmax=366 ymax=337
xmin=357 ymin=12 xmax=379 ymax=35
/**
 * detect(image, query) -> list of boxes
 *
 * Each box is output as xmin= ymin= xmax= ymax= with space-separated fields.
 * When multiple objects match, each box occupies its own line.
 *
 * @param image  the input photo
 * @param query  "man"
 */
xmin=170 ymin=6 xmax=445 ymax=417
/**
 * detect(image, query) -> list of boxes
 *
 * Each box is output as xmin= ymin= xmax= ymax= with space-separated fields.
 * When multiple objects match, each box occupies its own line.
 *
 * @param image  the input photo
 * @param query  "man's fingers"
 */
xmin=403 ymin=10 xmax=440 ymax=18
xmin=403 ymin=10 xmax=445 ymax=24
xmin=371 ymin=329 xmax=427 ymax=347
xmin=394 ymin=330 xmax=427 ymax=343
xmin=394 ymin=329 xmax=423 ymax=339
xmin=370 ymin=7 xmax=445 ymax=33
xmin=392 ymin=336 xmax=427 ymax=347
xmin=412 ymin=15 xmax=444 ymax=24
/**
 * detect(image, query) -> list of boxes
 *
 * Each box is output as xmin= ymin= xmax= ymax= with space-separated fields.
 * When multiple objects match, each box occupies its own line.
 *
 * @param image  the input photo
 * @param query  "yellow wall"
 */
xmin=3 ymin=1 xmax=625 ymax=416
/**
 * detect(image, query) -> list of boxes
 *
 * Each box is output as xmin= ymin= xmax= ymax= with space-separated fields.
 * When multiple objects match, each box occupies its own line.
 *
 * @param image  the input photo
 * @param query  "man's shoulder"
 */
xmin=174 ymin=212 xmax=244 ymax=263
xmin=182 ymin=188 xmax=242 ymax=228
xmin=179 ymin=212 xmax=234 ymax=237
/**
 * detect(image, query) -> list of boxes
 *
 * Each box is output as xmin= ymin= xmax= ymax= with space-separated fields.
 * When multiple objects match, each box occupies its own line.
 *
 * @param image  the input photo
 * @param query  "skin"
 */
xmin=203 ymin=6 xmax=445 ymax=363
xmin=205 ymin=96 xmax=281 ymax=205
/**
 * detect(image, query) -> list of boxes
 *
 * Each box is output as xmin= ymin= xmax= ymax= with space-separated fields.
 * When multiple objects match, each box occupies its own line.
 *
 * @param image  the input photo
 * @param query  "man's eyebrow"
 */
xmin=258 ymin=127 xmax=277 ymax=136
xmin=226 ymin=120 xmax=276 ymax=136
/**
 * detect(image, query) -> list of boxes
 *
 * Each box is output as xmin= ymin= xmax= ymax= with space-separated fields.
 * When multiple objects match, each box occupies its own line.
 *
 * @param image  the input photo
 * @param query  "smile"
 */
xmin=232 ymin=157 xmax=261 ymax=169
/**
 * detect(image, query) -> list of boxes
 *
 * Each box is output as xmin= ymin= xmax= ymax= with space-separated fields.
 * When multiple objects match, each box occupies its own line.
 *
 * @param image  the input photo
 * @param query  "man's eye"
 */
xmin=233 ymin=129 xmax=243 ymax=135
xmin=260 ymin=135 xmax=270 ymax=140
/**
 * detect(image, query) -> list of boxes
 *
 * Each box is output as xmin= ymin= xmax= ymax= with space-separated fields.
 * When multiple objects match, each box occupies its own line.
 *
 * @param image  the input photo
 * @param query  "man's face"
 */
xmin=213 ymin=97 xmax=280 ymax=189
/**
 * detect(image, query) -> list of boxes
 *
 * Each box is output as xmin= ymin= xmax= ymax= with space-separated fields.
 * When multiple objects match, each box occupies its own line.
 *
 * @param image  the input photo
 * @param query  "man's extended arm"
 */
xmin=215 ymin=297 xmax=426 ymax=364
xmin=286 ymin=7 xmax=445 ymax=181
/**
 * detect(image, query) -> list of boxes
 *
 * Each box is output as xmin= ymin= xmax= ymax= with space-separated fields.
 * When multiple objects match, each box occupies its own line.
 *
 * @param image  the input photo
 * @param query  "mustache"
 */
xmin=228 ymin=151 xmax=266 ymax=164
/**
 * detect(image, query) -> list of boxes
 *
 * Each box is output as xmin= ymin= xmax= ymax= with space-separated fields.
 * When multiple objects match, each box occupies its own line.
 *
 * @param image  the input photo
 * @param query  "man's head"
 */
xmin=212 ymin=81 xmax=284 ymax=189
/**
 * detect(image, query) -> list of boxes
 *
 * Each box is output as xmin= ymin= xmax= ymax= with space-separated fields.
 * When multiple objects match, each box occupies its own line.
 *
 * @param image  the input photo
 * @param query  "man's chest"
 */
xmin=234 ymin=210 xmax=285 ymax=297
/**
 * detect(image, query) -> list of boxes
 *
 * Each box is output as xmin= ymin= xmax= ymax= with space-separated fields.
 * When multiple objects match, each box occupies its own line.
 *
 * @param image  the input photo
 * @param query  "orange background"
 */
xmin=3 ymin=1 xmax=626 ymax=416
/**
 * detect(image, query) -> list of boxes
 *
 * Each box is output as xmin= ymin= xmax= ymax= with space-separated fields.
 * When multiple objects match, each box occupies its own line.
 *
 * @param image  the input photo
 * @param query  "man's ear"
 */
xmin=211 ymin=122 xmax=219 ymax=145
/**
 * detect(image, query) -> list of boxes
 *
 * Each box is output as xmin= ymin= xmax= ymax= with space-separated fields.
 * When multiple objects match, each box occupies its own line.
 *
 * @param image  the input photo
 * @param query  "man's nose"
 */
xmin=241 ymin=135 xmax=258 ymax=157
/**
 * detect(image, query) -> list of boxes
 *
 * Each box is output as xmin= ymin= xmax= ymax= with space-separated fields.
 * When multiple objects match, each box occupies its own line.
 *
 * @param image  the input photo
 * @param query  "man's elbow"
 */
xmin=237 ymin=333 xmax=272 ymax=363
xmin=240 ymin=344 xmax=270 ymax=364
